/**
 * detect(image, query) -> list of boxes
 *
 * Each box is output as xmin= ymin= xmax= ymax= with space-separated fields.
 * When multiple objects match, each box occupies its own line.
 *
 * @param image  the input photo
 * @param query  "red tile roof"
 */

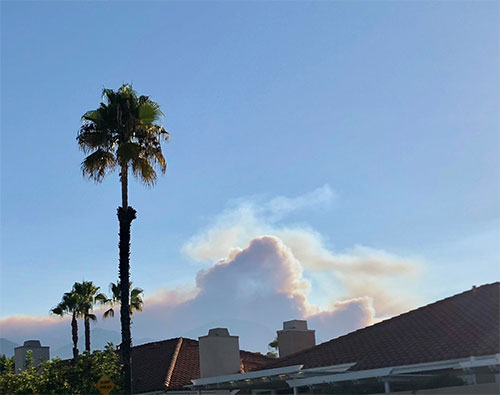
xmin=266 ymin=282 xmax=500 ymax=371
xmin=131 ymin=337 xmax=274 ymax=393
xmin=132 ymin=283 xmax=499 ymax=392
xmin=131 ymin=338 xmax=180 ymax=393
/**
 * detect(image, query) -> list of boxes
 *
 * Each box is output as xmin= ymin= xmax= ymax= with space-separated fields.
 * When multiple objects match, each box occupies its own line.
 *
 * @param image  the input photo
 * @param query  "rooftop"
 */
xmin=266 ymin=282 xmax=500 ymax=371
xmin=131 ymin=337 xmax=274 ymax=393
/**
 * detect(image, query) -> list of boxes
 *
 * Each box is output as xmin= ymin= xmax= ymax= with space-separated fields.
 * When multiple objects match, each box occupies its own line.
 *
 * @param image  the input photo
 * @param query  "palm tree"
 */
xmin=101 ymin=281 xmax=144 ymax=319
xmin=72 ymin=281 xmax=106 ymax=352
xmin=77 ymin=84 xmax=169 ymax=393
xmin=267 ymin=337 xmax=279 ymax=358
xmin=51 ymin=291 xmax=80 ymax=361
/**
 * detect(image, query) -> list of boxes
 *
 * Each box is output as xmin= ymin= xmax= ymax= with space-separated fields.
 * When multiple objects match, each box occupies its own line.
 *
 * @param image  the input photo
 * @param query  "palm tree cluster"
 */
xmin=51 ymin=281 xmax=144 ymax=361
xmin=76 ymin=84 xmax=168 ymax=393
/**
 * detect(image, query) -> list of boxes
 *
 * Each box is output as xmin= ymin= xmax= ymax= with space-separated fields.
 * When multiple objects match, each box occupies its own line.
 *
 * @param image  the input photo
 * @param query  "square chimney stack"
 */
xmin=198 ymin=328 xmax=241 ymax=378
xmin=277 ymin=319 xmax=315 ymax=358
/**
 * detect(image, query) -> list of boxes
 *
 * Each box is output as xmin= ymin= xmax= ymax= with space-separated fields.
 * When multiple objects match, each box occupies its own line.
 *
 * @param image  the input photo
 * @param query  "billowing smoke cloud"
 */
xmin=182 ymin=185 xmax=421 ymax=319
xmin=0 ymin=186 xmax=422 ymax=355
xmin=134 ymin=235 xmax=379 ymax=350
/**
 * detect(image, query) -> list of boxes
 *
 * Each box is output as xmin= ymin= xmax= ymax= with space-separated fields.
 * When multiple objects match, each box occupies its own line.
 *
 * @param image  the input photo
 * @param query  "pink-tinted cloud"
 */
xmin=1 ymin=187 xmax=422 ymax=355
xmin=132 ymin=235 xmax=377 ymax=351
xmin=1 ymin=235 xmax=377 ymax=354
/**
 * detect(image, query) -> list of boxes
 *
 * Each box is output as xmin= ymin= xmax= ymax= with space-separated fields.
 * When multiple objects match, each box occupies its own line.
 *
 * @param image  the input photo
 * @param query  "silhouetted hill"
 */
xmin=0 ymin=338 xmax=19 ymax=357
xmin=53 ymin=328 xmax=155 ymax=359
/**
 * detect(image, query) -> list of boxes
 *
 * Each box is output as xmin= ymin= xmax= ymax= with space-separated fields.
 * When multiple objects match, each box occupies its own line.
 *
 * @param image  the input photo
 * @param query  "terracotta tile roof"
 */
xmin=266 ymin=282 xmax=500 ymax=371
xmin=166 ymin=338 xmax=199 ymax=390
xmin=131 ymin=338 xmax=180 ymax=393
xmin=131 ymin=337 xmax=275 ymax=393
xmin=240 ymin=350 xmax=276 ymax=373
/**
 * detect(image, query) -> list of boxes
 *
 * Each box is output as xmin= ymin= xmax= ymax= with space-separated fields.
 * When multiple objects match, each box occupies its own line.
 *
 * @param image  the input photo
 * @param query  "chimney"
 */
xmin=277 ymin=319 xmax=315 ymax=358
xmin=198 ymin=328 xmax=241 ymax=378
xmin=14 ymin=340 xmax=50 ymax=373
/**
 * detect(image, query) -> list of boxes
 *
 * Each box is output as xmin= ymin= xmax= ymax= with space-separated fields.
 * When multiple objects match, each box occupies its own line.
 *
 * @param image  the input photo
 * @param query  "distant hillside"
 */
xmin=0 ymin=338 xmax=19 ymax=357
xmin=53 ymin=329 xmax=155 ymax=359
xmin=1 ymin=331 xmax=156 ymax=360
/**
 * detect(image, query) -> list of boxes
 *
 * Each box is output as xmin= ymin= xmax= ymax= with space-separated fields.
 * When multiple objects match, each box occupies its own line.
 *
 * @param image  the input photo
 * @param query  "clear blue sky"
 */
xmin=1 ymin=1 xmax=498 ymax=320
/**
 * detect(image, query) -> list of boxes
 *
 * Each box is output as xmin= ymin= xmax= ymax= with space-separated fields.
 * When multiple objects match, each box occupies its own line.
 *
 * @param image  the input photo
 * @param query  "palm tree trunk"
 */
xmin=121 ymin=164 xmax=128 ymax=209
xmin=84 ymin=316 xmax=91 ymax=352
xmin=118 ymin=164 xmax=136 ymax=394
xmin=71 ymin=312 xmax=78 ymax=362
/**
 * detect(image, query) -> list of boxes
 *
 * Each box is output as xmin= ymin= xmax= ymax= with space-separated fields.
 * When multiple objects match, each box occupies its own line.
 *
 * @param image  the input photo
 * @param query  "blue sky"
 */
xmin=1 ymin=0 xmax=498 ymax=339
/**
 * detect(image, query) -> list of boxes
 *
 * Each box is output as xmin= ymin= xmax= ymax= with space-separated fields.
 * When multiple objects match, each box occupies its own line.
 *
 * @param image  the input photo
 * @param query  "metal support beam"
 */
xmin=384 ymin=380 xmax=391 ymax=393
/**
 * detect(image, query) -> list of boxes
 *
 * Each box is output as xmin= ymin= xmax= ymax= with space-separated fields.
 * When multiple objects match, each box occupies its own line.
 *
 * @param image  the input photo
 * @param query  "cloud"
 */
xmin=133 ymin=235 xmax=377 ymax=351
xmin=182 ymin=186 xmax=421 ymax=319
xmin=308 ymin=297 xmax=375 ymax=343
xmin=182 ymin=185 xmax=336 ymax=262
xmin=0 ymin=315 xmax=72 ymax=350
xmin=0 ymin=186 xmax=422 ymax=355
xmin=264 ymin=184 xmax=336 ymax=219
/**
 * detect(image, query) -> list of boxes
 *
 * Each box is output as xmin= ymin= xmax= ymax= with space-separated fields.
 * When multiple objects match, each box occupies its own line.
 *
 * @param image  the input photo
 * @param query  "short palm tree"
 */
xmin=72 ymin=281 xmax=106 ymax=352
xmin=51 ymin=291 xmax=80 ymax=361
xmin=101 ymin=281 xmax=144 ymax=319
xmin=77 ymin=84 xmax=169 ymax=393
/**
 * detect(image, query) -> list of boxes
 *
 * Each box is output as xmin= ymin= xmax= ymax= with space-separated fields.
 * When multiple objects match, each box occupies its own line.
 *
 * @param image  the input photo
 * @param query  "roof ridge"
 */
xmin=164 ymin=337 xmax=183 ymax=388
xmin=240 ymin=349 xmax=275 ymax=360
xmin=131 ymin=337 xmax=198 ymax=350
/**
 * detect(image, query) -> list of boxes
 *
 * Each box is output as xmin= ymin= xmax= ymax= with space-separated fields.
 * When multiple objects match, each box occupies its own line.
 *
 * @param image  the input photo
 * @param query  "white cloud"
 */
xmin=0 ymin=186 xmax=422 ymax=354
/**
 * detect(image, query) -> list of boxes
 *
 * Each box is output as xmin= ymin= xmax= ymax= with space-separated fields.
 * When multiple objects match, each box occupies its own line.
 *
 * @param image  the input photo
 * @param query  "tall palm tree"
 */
xmin=101 ymin=281 xmax=144 ymax=319
xmin=77 ymin=84 xmax=169 ymax=393
xmin=51 ymin=291 xmax=80 ymax=361
xmin=72 ymin=281 xmax=106 ymax=352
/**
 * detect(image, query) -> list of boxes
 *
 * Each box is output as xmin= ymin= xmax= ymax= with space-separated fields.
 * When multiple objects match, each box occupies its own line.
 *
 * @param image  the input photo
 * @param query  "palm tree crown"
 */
xmin=77 ymin=84 xmax=169 ymax=190
xmin=101 ymin=281 xmax=144 ymax=319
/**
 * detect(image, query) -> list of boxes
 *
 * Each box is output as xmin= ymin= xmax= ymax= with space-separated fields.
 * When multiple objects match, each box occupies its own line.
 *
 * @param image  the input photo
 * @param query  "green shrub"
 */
xmin=0 ymin=343 xmax=123 ymax=394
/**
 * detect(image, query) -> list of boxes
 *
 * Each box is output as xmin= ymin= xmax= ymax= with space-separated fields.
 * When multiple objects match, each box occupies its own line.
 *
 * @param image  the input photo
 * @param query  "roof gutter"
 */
xmin=286 ymin=353 xmax=500 ymax=388
xmin=189 ymin=364 xmax=303 ymax=388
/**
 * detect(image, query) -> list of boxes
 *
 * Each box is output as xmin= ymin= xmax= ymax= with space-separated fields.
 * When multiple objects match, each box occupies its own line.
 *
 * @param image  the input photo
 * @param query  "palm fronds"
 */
xmin=77 ymin=84 xmax=168 ymax=186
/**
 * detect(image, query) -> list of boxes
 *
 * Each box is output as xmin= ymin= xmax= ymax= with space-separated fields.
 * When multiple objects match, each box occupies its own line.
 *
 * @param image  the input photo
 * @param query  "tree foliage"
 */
xmin=51 ymin=290 xmax=81 ymax=360
xmin=77 ymin=84 xmax=169 ymax=186
xmin=266 ymin=337 xmax=278 ymax=358
xmin=51 ymin=281 xmax=107 ymax=358
xmin=72 ymin=281 xmax=107 ymax=352
xmin=101 ymin=281 xmax=144 ymax=319
xmin=0 ymin=344 xmax=123 ymax=394
xmin=0 ymin=355 xmax=14 ymax=374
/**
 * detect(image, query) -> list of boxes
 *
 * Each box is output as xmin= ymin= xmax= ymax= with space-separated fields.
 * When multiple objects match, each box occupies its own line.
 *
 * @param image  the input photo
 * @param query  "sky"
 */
xmin=0 ymin=1 xmax=498 ymax=354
